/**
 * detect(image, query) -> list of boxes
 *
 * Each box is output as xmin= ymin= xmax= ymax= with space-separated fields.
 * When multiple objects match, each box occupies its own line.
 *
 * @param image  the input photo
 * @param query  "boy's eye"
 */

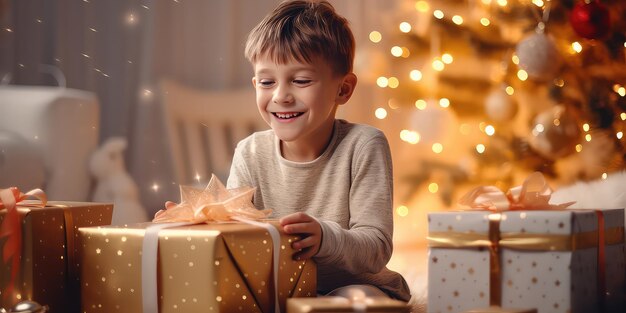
xmin=293 ymin=80 xmax=312 ymax=85
xmin=257 ymin=80 xmax=274 ymax=87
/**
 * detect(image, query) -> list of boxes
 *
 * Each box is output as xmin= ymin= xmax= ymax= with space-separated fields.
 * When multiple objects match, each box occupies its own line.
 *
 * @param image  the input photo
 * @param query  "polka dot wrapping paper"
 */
xmin=286 ymin=296 xmax=410 ymax=312
xmin=78 ymin=220 xmax=316 ymax=313
xmin=427 ymin=209 xmax=625 ymax=313
xmin=0 ymin=202 xmax=113 ymax=312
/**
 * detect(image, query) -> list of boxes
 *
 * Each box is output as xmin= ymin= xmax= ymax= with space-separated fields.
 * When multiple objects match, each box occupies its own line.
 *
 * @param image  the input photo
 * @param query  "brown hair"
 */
xmin=245 ymin=0 xmax=355 ymax=76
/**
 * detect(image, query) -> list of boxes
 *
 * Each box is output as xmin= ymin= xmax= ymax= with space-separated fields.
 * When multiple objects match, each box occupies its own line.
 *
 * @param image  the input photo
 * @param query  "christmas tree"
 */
xmin=363 ymin=0 xmax=625 ymax=245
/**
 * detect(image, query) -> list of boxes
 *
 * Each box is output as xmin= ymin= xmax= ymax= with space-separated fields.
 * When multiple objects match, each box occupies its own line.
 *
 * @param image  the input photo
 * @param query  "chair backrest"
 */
xmin=160 ymin=79 xmax=267 ymax=186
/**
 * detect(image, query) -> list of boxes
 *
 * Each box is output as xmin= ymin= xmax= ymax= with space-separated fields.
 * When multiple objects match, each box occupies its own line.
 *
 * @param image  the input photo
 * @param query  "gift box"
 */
xmin=78 ymin=220 xmax=317 ymax=313
xmin=463 ymin=307 xmax=537 ymax=313
xmin=427 ymin=173 xmax=625 ymax=313
xmin=0 ymin=194 xmax=113 ymax=312
xmin=286 ymin=296 xmax=410 ymax=313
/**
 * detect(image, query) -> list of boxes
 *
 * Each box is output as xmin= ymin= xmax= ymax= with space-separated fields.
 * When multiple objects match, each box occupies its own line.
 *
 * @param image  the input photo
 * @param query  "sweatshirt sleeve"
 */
xmin=226 ymin=140 xmax=253 ymax=189
xmin=314 ymin=133 xmax=394 ymax=274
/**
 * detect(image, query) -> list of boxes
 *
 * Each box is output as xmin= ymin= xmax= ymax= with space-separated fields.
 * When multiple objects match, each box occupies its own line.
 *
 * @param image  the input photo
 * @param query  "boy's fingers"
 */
xmin=279 ymin=212 xmax=312 ymax=226
xmin=283 ymin=222 xmax=314 ymax=234
xmin=292 ymin=236 xmax=318 ymax=250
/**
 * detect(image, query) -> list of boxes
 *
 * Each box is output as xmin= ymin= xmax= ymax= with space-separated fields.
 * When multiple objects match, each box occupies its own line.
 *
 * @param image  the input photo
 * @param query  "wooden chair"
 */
xmin=160 ymin=79 xmax=267 ymax=186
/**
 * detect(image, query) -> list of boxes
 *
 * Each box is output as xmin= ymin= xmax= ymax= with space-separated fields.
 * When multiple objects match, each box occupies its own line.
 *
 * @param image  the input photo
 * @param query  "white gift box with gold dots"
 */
xmin=427 ymin=209 xmax=625 ymax=313
xmin=78 ymin=221 xmax=316 ymax=313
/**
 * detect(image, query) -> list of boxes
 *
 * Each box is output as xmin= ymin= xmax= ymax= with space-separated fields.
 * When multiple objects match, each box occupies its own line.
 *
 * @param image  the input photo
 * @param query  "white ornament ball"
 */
xmin=484 ymin=86 xmax=518 ymax=122
xmin=409 ymin=102 xmax=458 ymax=145
xmin=515 ymin=32 xmax=562 ymax=81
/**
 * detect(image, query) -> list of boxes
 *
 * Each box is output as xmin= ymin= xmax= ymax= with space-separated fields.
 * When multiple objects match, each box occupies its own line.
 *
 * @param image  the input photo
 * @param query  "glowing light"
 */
xmin=571 ymin=42 xmax=583 ymax=53
xmin=553 ymin=119 xmax=560 ymax=126
xmin=432 ymin=143 xmax=443 ymax=153
xmin=476 ymin=144 xmax=486 ymax=154
xmin=511 ymin=55 xmax=519 ymax=65
xmin=82 ymin=53 xmax=91 ymax=59
xmin=428 ymin=183 xmax=439 ymax=193
xmin=141 ymin=89 xmax=153 ymax=100
xmin=141 ymin=4 xmax=149 ymax=10
xmin=415 ymin=99 xmax=427 ymax=110
xmin=452 ymin=15 xmax=464 ymax=25
xmin=432 ymin=60 xmax=445 ymax=71
xmin=152 ymin=183 xmax=160 ymax=192
xmin=433 ymin=10 xmax=444 ymax=19
xmin=415 ymin=1 xmax=430 ymax=12
xmin=480 ymin=18 xmax=490 ymax=26
xmin=391 ymin=46 xmax=403 ymax=57
xmin=195 ymin=173 xmax=201 ymax=182
xmin=533 ymin=124 xmax=545 ymax=134
xmin=369 ymin=31 xmax=382 ymax=43
xmin=399 ymin=22 xmax=412 ymax=33
xmin=505 ymin=86 xmax=514 ymax=95
xmin=585 ymin=134 xmax=592 ymax=142
xmin=376 ymin=77 xmax=389 ymax=88
xmin=617 ymin=87 xmax=625 ymax=97
xmin=439 ymin=98 xmax=450 ymax=108
xmin=396 ymin=206 xmax=409 ymax=217
xmin=5 ymin=28 xmax=12 ymax=32
xmin=375 ymin=108 xmax=388 ymax=119
xmin=532 ymin=0 xmax=544 ymax=7
xmin=89 ymin=27 xmax=98 ymax=32
xmin=617 ymin=131 xmax=623 ymax=139
xmin=388 ymin=77 xmax=399 ymax=88
xmin=36 ymin=18 xmax=43 ymax=23
xmin=621 ymin=113 xmax=626 ymax=120
xmin=575 ymin=144 xmax=583 ymax=152
xmin=602 ymin=172 xmax=608 ymax=180
xmin=481 ymin=0 xmax=492 ymax=4
xmin=441 ymin=53 xmax=453 ymax=64
xmin=497 ymin=0 xmax=508 ymax=6
xmin=126 ymin=13 xmax=137 ymax=25
xmin=400 ymin=130 xmax=420 ymax=144
xmin=485 ymin=125 xmax=495 ymax=136
xmin=401 ymin=47 xmax=411 ymax=58
xmin=582 ymin=123 xmax=590 ymax=132
xmin=554 ymin=79 xmax=565 ymax=87
xmin=410 ymin=69 xmax=423 ymax=81
xmin=517 ymin=69 xmax=528 ymax=81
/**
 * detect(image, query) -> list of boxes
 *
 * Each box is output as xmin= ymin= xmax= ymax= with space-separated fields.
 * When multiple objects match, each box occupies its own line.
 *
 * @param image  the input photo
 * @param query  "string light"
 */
xmin=126 ymin=12 xmax=137 ymax=25
xmin=452 ymin=15 xmax=464 ymax=25
xmin=415 ymin=1 xmax=430 ymax=12
xmin=485 ymin=125 xmax=495 ymax=136
xmin=400 ymin=130 xmax=420 ymax=144
xmin=583 ymin=123 xmax=590 ymax=132
xmin=410 ymin=69 xmax=423 ymax=81
xmin=481 ymin=0 xmax=492 ymax=4
xmin=428 ymin=183 xmax=439 ymax=193
xmin=571 ymin=42 xmax=583 ymax=53
xmin=532 ymin=0 xmax=544 ymax=7
xmin=396 ymin=206 xmax=409 ymax=217
xmin=575 ymin=144 xmax=583 ymax=152
xmin=375 ymin=108 xmax=388 ymax=119
xmin=388 ymin=77 xmax=400 ymax=88
xmin=585 ymin=134 xmax=592 ymax=142
xmin=621 ymin=113 xmax=626 ymax=120
xmin=401 ymin=47 xmax=411 ymax=58
xmin=617 ymin=132 xmax=623 ymax=139
xmin=433 ymin=10 xmax=444 ymax=19
xmin=441 ymin=53 xmax=453 ymax=64
xmin=415 ymin=99 xmax=427 ymax=110
xmin=476 ymin=144 xmax=486 ymax=153
xmin=480 ymin=18 xmax=490 ymax=26
xmin=195 ymin=173 xmax=201 ymax=182
xmin=505 ymin=86 xmax=514 ymax=95
xmin=152 ymin=183 xmax=160 ymax=192
xmin=399 ymin=22 xmax=412 ymax=33
xmin=601 ymin=173 xmax=608 ymax=180
xmin=517 ymin=69 xmax=528 ymax=81
xmin=511 ymin=54 xmax=519 ymax=65
xmin=391 ymin=46 xmax=403 ymax=57
xmin=497 ymin=0 xmax=508 ymax=7
xmin=432 ymin=143 xmax=443 ymax=153
xmin=439 ymin=98 xmax=450 ymax=108
xmin=369 ymin=31 xmax=382 ymax=43
xmin=432 ymin=59 xmax=444 ymax=71
xmin=376 ymin=77 xmax=389 ymax=88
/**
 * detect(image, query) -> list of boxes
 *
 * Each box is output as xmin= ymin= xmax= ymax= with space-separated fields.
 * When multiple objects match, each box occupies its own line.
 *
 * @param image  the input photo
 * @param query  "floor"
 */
xmin=388 ymin=246 xmax=429 ymax=313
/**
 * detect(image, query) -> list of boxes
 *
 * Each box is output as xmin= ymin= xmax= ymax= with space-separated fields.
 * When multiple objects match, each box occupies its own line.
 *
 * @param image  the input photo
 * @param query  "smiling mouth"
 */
xmin=273 ymin=112 xmax=304 ymax=119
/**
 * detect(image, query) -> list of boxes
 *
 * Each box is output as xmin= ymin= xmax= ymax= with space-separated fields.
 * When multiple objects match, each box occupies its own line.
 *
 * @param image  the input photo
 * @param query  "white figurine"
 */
xmin=90 ymin=137 xmax=148 ymax=224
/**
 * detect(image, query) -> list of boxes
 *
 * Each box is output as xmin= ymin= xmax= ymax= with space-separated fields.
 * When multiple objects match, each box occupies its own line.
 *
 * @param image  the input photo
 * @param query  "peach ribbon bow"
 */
xmin=458 ymin=172 xmax=574 ymax=211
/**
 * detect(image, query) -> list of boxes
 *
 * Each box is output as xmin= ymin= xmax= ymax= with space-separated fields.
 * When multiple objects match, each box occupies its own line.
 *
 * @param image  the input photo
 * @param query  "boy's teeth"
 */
xmin=275 ymin=112 xmax=302 ymax=119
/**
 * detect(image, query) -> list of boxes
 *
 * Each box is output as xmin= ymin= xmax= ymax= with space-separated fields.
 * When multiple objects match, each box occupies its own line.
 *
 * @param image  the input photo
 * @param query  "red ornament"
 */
xmin=570 ymin=0 xmax=611 ymax=39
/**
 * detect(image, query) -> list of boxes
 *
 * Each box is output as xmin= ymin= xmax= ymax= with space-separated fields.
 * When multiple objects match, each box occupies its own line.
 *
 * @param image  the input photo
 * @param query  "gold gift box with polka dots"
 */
xmin=0 ymin=201 xmax=113 ymax=312
xmin=78 ymin=220 xmax=316 ymax=313
xmin=427 ymin=209 xmax=625 ymax=313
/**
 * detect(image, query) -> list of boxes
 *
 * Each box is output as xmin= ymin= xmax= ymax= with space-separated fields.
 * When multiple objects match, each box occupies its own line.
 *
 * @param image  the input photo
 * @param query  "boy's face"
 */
xmin=252 ymin=55 xmax=354 ymax=153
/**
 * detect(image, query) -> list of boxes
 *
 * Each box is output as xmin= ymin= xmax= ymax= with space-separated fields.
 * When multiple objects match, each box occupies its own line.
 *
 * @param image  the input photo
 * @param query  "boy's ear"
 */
xmin=251 ymin=77 xmax=257 ymax=88
xmin=336 ymin=73 xmax=357 ymax=105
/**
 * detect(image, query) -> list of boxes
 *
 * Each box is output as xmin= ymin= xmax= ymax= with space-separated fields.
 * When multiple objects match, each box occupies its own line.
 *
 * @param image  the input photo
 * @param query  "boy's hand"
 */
xmin=279 ymin=212 xmax=322 ymax=260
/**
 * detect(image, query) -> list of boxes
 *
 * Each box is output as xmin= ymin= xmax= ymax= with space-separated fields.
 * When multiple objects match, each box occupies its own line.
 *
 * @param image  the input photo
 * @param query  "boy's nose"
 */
xmin=272 ymin=86 xmax=294 ymax=104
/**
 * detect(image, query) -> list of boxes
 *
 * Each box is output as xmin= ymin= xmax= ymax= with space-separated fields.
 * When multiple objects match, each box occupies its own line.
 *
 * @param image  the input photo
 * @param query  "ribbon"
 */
xmin=458 ymin=172 xmax=574 ymax=211
xmin=0 ymin=187 xmax=46 ymax=305
xmin=142 ymin=175 xmax=281 ymax=313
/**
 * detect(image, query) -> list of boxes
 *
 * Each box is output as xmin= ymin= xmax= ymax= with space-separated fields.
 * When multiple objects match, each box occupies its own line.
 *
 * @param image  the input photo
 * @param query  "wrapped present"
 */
xmin=427 ymin=172 xmax=625 ymax=313
xmin=0 ymin=187 xmax=113 ymax=312
xmin=79 ymin=174 xmax=316 ymax=313
xmin=463 ymin=307 xmax=537 ymax=313
xmin=286 ymin=296 xmax=409 ymax=313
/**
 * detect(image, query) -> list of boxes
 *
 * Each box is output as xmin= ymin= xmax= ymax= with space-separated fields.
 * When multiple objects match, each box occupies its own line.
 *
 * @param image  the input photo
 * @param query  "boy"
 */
xmin=227 ymin=0 xmax=411 ymax=301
